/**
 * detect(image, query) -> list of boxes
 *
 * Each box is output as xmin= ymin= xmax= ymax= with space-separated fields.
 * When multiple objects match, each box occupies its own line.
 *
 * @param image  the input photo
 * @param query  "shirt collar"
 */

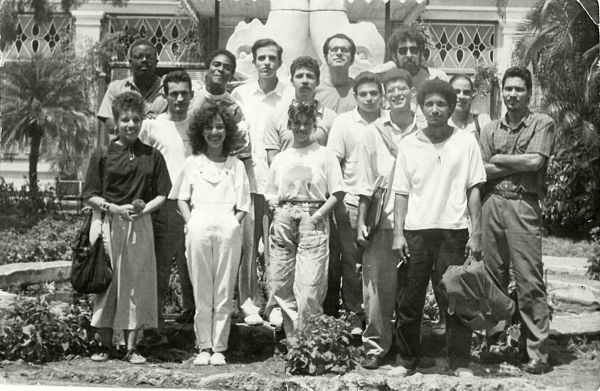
xmin=202 ymin=87 xmax=230 ymax=101
xmin=124 ymin=76 xmax=162 ymax=95
xmin=251 ymin=79 xmax=288 ymax=98
xmin=381 ymin=109 xmax=418 ymax=133
xmin=500 ymin=109 xmax=533 ymax=131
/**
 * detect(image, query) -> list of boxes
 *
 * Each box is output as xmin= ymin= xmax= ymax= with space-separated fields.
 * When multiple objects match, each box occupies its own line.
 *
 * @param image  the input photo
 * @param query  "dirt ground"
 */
xmin=1 ymin=317 xmax=598 ymax=391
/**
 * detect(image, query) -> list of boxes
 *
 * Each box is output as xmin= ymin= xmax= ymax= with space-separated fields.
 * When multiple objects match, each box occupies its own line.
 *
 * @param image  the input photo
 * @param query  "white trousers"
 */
xmin=186 ymin=211 xmax=242 ymax=352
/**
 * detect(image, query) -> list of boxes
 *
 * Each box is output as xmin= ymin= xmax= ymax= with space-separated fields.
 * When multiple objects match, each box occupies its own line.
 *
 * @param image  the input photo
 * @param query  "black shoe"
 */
xmin=361 ymin=355 xmax=382 ymax=370
xmin=417 ymin=356 xmax=436 ymax=368
xmin=522 ymin=358 xmax=548 ymax=374
xmin=175 ymin=309 xmax=195 ymax=324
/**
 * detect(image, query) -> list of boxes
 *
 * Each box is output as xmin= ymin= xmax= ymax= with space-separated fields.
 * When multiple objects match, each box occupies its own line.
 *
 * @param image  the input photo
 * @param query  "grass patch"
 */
xmin=542 ymin=236 xmax=596 ymax=258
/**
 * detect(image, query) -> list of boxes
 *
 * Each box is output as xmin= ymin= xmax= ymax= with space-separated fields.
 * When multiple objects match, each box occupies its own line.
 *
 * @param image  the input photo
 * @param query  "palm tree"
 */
xmin=1 ymin=53 xmax=93 ymax=196
xmin=511 ymin=0 xmax=600 ymax=231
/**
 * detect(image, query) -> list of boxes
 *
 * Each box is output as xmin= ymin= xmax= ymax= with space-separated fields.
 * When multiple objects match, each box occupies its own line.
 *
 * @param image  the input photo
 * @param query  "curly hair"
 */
xmin=353 ymin=71 xmax=382 ymax=95
xmin=111 ymin=91 xmax=145 ymax=121
xmin=188 ymin=104 xmax=238 ymax=155
xmin=163 ymin=70 xmax=192 ymax=95
xmin=287 ymin=100 xmax=317 ymax=128
xmin=387 ymin=24 xmax=427 ymax=60
xmin=290 ymin=56 xmax=320 ymax=82
xmin=417 ymin=78 xmax=457 ymax=113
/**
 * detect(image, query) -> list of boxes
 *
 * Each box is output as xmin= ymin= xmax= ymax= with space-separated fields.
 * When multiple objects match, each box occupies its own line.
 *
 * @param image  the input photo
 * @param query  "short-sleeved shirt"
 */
xmin=263 ymin=100 xmax=337 ymax=152
xmin=139 ymin=113 xmax=190 ymax=185
xmin=232 ymin=79 xmax=294 ymax=194
xmin=480 ymin=110 xmax=555 ymax=198
xmin=171 ymin=154 xmax=250 ymax=214
xmin=315 ymin=77 xmax=356 ymax=114
xmin=97 ymin=76 xmax=167 ymax=122
xmin=448 ymin=113 xmax=492 ymax=137
xmin=392 ymin=128 xmax=486 ymax=230
xmin=82 ymin=138 xmax=171 ymax=205
xmin=355 ymin=112 xmax=419 ymax=228
xmin=265 ymin=143 xmax=344 ymax=204
xmin=327 ymin=109 xmax=378 ymax=205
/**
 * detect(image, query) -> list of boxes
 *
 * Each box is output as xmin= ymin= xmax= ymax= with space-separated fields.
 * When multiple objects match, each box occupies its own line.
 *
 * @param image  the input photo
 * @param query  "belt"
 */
xmin=492 ymin=188 xmax=537 ymax=200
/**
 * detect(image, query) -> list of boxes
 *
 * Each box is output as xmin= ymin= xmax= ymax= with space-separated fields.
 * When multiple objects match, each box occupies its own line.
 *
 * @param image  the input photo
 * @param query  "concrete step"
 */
xmin=543 ymin=256 xmax=589 ymax=276
xmin=550 ymin=312 xmax=600 ymax=336
xmin=0 ymin=261 xmax=71 ymax=289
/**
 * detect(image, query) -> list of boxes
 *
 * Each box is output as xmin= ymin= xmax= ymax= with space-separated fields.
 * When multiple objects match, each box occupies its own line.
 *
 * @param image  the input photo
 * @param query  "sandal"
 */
xmin=91 ymin=346 xmax=111 ymax=362
xmin=124 ymin=349 xmax=147 ymax=364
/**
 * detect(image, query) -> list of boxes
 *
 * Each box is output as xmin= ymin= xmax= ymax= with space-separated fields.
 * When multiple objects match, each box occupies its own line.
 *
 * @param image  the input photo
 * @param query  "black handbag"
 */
xmin=70 ymin=208 xmax=112 ymax=294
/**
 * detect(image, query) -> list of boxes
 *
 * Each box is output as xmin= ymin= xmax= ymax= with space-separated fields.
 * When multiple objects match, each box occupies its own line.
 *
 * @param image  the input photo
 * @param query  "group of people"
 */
xmin=81 ymin=24 xmax=555 ymax=376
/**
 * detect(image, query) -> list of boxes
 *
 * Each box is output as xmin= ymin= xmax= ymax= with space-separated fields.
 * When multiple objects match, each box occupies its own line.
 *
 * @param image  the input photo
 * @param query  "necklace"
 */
xmin=128 ymin=148 xmax=134 ymax=161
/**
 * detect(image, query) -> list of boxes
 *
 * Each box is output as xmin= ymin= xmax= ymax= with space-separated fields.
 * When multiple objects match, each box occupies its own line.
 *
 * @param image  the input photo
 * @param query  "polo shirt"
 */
xmin=97 ymin=76 xmax=167 ymax=121
xmin=393 ymin=128 xmax=486 ymax=230
xmin=263 ymin=100 xmax=336 ymax=152
xmin=315 ymin=77 xmax=356 ymax=114
xmin=480 ymin=110 xmax=555 ymax=198
xmin=232 ymin=80 xmax=294 ymax=194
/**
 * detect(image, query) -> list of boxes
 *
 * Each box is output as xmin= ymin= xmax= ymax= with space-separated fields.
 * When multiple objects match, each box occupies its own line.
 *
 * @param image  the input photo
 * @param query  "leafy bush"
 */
xmin=0 ymin=177 xmax=58 ymax=218
xmin=0 ymin=293 xmax=93 ymax=363
xmin=284 ymin=314 xmax=359 ymax=376
xmin=586 ymin=227 xmax=600 ymax=281
xmin=0 ymin=214 xmax=82 ymax=265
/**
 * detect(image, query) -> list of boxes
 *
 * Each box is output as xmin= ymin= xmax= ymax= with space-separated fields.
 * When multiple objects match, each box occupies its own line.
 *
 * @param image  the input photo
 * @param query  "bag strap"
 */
xmin=372 ymin=120 xmax=398 ymax=209
xmin=474 ymin=114 xmax=481 ymax=134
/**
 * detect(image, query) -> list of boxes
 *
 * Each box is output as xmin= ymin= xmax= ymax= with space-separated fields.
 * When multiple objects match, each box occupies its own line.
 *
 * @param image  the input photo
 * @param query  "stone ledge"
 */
xmin=543 ymin=256 xmax=589 ymax=276
xmin=0 ymin=261 xmax=71 ymax=289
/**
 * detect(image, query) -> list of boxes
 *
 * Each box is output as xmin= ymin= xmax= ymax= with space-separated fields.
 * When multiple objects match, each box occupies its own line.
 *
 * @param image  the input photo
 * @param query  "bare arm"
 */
xmin=267 ymin=149 xmax=279 ymax=167
xmin=177 ymin=200 xmax=192 ymax=224
xmin=392 ymin=193 xmax=409 ymax=260
xmin=310 ymin=191 xmax=344 ymax=225
xmin=234 ymin=210 xmax=247 ymax=224
xmin=466 ymin=185 xmax=482 ymax=260
xmin=484 ymin=162 xmax=518 ymax=180
xmin=490 ymin=153 xmax=546 ymax=172
xmin=357 ymin=195 xmax=370 ymax=247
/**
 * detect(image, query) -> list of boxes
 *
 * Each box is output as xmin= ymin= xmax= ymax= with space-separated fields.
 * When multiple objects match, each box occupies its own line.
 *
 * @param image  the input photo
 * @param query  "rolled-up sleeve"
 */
xmin=392 ymin=146 xmax=410 ymax=195
xmin=526 ymin=115 xmax=555 ymax=158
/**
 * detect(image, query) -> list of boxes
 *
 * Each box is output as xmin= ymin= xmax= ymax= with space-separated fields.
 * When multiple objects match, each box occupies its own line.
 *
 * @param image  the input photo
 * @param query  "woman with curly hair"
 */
xmin=171 ymin=104 xmax=250 ymax=366
xmin=264 ymin=101 xmax=344 ymax=335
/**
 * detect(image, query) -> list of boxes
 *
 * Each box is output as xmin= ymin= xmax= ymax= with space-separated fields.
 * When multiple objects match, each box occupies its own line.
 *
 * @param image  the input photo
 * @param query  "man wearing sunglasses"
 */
xmin=373 ymin=25 xmax=448 ymax=91
xmin=316 ymin=33 xmax=358 ymax=114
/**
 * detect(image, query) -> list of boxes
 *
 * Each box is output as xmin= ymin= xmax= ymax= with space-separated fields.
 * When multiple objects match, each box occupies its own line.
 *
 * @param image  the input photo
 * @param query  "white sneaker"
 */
xmin=244 ymin=313 xmax=264 ymax=326
xmin=210 ymin=352 xmax=226 ymax=366
xmin=269 ymin=308 xmax=283 ymax=327
xmin=193 ymin=351 xmax=211 ymax=366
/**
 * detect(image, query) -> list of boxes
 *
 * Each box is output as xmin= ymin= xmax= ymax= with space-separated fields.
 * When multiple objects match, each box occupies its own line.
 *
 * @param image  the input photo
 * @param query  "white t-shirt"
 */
xmin=171 ymin=154 xmax=250 ymax=214
xmin=392 ymin=128 xmax=486 ymax=230
xmin=327 ymin=109 xmax=377 ymax=206
xmin=139 ymin=113 xmax=190 ymax=185
xmin=232 ymin=80 xmax=293 ymax=194
xmin=265 ymin=143 xmax=344 ymax=204
xmin=448 ymin=113 xmax=492 ymax=135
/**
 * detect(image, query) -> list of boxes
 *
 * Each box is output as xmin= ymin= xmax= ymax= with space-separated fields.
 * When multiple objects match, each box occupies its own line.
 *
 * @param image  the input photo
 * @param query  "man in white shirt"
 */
xmin=325 ymin=72 xmax=383 ymax=335
xmin=355 ymin=68 xmax=420 ymax=369
xmin=315 ymin=33 xmax=357 ymax=114
xmin=232 ymin=39 xmax=293 ymax=326
xmin=392 ymin=78 xmax=485 ymax=376
xmin=139 ymin=70 xmax=196 ymax=334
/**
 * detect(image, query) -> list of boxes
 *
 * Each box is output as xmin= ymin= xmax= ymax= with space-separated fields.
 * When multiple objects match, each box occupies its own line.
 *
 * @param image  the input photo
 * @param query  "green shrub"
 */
xmin=0 ymin=214 xmax=82 ymax=265
xmin=0 ymin=177 xmax=58 ymax=218
xmin=284 ymin=314 xmax=359 ymax=376
xmin=0 ymin=293 xmax=93 ymax=363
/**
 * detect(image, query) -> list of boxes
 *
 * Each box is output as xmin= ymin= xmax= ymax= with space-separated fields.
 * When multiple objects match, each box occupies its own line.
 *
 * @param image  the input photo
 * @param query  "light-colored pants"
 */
xmin=362 ymin=229 xmax=397 ymax=358
xmin=186 ymin=209 xmax=242 ymax=352
xmin=266 ymin=203 xmax=329 ymax=333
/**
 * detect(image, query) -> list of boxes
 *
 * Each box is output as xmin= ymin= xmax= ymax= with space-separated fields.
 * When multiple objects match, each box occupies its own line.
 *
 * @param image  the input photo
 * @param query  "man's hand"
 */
xmin=466 ymin=234 xmax=482 ymax=261
xmin=392 ymin=234 xmax=410 ymax=262
xmin=357 ymin=224 xmax=370 ymax=247
xmin=310 ymin=211 xmax=323 ymax=226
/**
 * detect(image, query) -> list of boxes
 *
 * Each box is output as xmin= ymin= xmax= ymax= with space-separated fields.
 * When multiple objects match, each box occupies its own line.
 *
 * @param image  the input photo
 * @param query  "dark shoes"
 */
xmin=361 ymin=355 xmax=382 ymax=370
xmin=417 ymin=356 xmax=436 ymax=368
xmin=175 ymin=308 xmax=195 ymax=324
xmin=522 ymin=358 xmax=549 ymax=374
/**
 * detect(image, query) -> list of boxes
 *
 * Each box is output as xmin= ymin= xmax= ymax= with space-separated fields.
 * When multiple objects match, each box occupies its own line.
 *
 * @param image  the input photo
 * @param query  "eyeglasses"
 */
xmin=397 ymin=46 xmax=419 ymax=56
xmin=328 ymin=46 xmax=351 ymax=54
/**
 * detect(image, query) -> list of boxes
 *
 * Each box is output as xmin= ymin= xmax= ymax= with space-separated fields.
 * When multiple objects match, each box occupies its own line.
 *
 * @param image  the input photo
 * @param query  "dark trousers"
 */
xmin=483 ymin=194 xmax=550 ymax=363
xmin=323 ymin=200 xmax=363 ymax=317
xmin=396 ymin=229 xmax=473 ymax=369
xmin=152 ymin=200 xmax=195 ymax=330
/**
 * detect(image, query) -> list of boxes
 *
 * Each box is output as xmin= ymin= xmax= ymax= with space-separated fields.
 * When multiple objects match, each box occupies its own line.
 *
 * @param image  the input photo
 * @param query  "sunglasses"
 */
xmin=397 ymin=46 xmax=420 ymax=56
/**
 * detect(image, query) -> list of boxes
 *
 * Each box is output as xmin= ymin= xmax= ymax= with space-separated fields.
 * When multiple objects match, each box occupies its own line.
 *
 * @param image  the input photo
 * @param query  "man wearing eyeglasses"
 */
xmin=316 ymin=34 xmax=358 ymax=114
xmin=97 ymin=39 xmax=167 ymax=135
xmin=373 ymin=25 xmax=448 ymax=91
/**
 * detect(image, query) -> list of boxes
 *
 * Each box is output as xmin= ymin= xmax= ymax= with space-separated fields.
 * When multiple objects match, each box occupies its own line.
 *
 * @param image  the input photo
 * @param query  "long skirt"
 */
xmin=90 ymin=211 xmax=158 ymax=330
